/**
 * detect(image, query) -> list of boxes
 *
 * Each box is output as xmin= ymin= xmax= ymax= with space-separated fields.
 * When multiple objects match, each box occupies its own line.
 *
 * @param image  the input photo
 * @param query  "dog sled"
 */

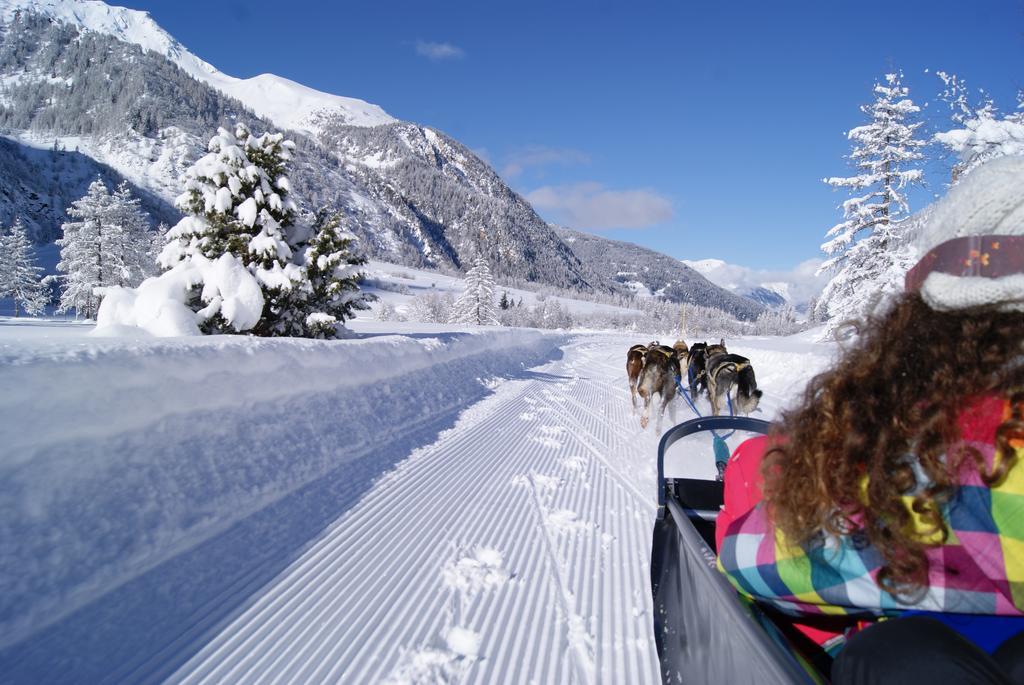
xmin=651 ymin=416 xmax=826 ymax=684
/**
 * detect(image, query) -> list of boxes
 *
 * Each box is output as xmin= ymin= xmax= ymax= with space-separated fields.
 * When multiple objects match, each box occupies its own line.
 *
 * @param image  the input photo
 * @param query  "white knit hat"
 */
xmin=912 ymin=155 xmax=1024 ymax=312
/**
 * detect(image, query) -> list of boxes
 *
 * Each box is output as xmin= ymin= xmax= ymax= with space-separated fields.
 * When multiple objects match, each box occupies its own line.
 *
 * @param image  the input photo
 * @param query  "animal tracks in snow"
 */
xmin=560 ymin=455 xmax=587 ymax=473
xmin=385 ymin=547 xmax=510 ymax=685
xmin=546 ymin=508 xmax=596 ymax=534
xmin=530 ymin=424 xmax=567 ymax=449
xmin=442 ymin=547 xmax=511 ymax=597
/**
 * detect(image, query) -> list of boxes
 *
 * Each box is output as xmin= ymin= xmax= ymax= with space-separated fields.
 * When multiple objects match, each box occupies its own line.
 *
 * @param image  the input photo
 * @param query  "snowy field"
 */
xmin=0 ymin=318 xmax=834 ymax=683
xmin=359 ymin=259 xmax=643 ymax=320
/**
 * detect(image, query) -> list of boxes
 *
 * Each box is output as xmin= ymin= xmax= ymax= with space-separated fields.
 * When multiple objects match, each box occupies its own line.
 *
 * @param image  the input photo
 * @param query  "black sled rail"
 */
xmin=652 ymin=417 xmax=819 ymax=684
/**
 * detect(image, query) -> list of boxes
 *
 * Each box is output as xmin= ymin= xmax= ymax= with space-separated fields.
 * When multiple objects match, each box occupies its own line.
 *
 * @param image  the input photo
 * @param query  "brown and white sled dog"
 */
xmin=672 ymin=340 xmax=689 ymax=370
xmin=637 ymin=345 xmax=681 ymax=431
xmin=705 ymin=353 xmax=763 ymax=416
xmin=626 ymin=343 xmax=648 ymax=412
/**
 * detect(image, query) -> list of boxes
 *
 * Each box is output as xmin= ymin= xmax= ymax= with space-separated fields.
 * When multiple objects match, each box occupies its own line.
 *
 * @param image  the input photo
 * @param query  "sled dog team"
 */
xmin=627 ymin=339 xmax=762 ymax=430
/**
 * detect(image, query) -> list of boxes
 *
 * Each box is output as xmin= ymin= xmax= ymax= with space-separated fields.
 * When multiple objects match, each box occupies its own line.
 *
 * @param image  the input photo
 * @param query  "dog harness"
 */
xmin=709 ymin=357 xmax=750 ymax=384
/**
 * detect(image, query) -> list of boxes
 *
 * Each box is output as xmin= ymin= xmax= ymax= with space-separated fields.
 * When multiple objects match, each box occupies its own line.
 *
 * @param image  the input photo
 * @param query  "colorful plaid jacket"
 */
xmin=717 ymin=396 xmax=1024 ymax=618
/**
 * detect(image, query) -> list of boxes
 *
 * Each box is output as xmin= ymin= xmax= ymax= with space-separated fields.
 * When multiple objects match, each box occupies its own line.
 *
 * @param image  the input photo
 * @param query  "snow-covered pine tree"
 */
xmin=106 ymin=180 xmax=153 ymax=287
xmin=147 ymin=222 xmax=168 ymax=276
xmin=57 ymin=178 xmax=113 ymax=318
xmin=816 ymin=71 xmax=926 ymax=328
xmin=299 ymin=209 xmax=372 ymax=338
xmin=408 ymin=291 xmax=454 ymax=323
xmin=1 ymin=217 xmax=48 ymax=316
xmin=0 ymin=218 xmax=42 ymax=316
xmin=934 ymin=72 xmax=1024 ymax=181
xmin=160 ymin=123 xmax=304 ymax=335
xmin=0 ymin=222 xmax=9 ymax=304
xmin=449 ymin=256 xmax=499 ymax=326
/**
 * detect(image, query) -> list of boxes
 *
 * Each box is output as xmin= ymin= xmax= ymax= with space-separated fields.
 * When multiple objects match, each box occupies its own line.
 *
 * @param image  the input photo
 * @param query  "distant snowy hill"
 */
xmin=0 ymin=0 xmax=395 ymax=132
xmin=683 ymin=257 xmax=826 ymax=310
xmin=556 ymin=227 xmax=765 ymax=320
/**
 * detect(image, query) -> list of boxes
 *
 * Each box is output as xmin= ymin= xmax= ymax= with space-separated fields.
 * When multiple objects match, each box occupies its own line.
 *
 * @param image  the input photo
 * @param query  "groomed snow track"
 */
xmin=168 ymin=337 xmax=665 ymax=684
xmin=1 ymin=328 xmax=823 ymax=683
xmin=0 ymin=331 xmax=666 ymax=684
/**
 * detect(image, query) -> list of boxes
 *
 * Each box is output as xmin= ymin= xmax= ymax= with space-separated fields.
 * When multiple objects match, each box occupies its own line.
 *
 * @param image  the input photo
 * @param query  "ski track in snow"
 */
xmin=1 ymin=331 xmax=827 ymax=683
xmin=162 ymin=336 xmax=665 ymax=684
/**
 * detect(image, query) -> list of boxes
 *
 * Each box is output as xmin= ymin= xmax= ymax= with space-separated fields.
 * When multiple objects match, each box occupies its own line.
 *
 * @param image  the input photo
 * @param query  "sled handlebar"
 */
xmin=656 ymin=416 xmax=772 ymax=509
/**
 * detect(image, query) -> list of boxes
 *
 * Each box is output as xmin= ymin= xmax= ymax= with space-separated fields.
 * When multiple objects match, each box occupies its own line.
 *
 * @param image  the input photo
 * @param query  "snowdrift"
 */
xmin=0 ymin=327 xmax=564 ymax=655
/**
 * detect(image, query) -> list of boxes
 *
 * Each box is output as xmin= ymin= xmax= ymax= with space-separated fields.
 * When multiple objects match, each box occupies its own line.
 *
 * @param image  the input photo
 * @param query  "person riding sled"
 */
xmin=716 ymin=155 xmax=1024 ymax=684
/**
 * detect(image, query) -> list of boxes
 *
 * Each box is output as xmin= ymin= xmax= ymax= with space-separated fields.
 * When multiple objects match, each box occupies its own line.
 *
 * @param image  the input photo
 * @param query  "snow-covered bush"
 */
xmin=96 ymin=254 xmax=263 ymax=337
xmin=496 ymin=297 xmax=575 ymax=330
xmin=817 ymin=71 xmax=926 ymax=331
xmin=376 ymin=301 xmax=404 ymax=322
xmin=407 ymin=291 xmax=455 ymax=324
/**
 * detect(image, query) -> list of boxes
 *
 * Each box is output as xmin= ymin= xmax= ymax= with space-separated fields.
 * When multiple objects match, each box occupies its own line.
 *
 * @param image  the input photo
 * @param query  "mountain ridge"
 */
xmin=555 ymin=227 xmax=765 ymax=320
xmin=0 ymin=0 xmax=396 ymax=132
xmin=0 ymin=0 xmax=760 ymax=315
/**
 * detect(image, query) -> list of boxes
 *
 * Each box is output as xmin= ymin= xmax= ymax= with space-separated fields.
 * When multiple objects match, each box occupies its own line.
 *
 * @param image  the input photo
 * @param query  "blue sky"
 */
xmin=128 ymin=0 xmax=1021 ymax=271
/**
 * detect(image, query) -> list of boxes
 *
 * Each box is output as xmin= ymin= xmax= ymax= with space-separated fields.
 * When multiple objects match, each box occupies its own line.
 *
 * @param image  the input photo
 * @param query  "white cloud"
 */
xmin=415 ymin=41 xmax=465 ymax=61
xmin=525 ymin=182 xmax=673 ymax=230
xmin=500 ymin=145 xmax=590 ymax=179
xmin=683 ymin=257 xmax=827 ymax=306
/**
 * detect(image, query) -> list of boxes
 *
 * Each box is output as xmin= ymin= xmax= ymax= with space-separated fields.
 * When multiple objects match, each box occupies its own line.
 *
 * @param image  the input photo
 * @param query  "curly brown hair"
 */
xmin=762 ymin=292 xmax=1024 ymax=599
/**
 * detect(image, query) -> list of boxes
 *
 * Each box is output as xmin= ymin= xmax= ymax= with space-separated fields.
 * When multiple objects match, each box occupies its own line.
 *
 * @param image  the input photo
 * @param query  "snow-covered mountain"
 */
xmin=0 ymin=0 xmax=395 ymax=132
xmin=0 ymin=0 xmax=776 ymax=306
xmin=556 ymin=227 xmax=765 ymax=320
xmin=683 ymin=257 xmax=826 ymax=310
xmin=0 ymin=2 xmax=604 ymax=291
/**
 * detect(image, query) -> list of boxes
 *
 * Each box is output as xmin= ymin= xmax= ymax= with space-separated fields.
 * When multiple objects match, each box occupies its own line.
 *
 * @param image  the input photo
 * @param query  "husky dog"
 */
xmin=704 ymin=338 xmax=727 ymax=358
xmin=686 ymin=342 xmax=709 ymax=398
xmin=626 ymin=343 xmax=648 ymax=412
xmin=637 ymin=344 xmax=681 ymax=431
xmin=705 ymin=353 xmax=763 ymax=416
xmin=672 ymin=340 xmax=689 ymax=370
xmin=688 ymin=339 xmax=729 ymax=399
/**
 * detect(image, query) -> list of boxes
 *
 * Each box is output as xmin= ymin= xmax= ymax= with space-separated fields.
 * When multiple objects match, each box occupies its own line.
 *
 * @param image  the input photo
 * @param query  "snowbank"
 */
xmin=94 ymin=253 xmax=265 ymax=336
xmin=0 ymin=327 xmax=564 ymax=649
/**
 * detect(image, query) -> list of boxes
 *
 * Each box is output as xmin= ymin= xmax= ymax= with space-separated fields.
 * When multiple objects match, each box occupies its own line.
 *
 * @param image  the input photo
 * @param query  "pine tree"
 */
xmin=147 ymin=222 xmax=168 ymax=276
xmin=160 ymin=123 xmax=304 ymax=335
xmin=106 ymin=181 xmax=153 ymax=287
xmin=57 ymin=178 xmax=111 ymax=318
xmin=298 ymin=209 xmax=372 ymax=338
xmin=0 ymin=223 xmax=9 ymax=306
xmin=449 ymin=256 xmax=499 ymax=325
xmin=817 ymin=72 xmax=926 ymax=328
xmin=934 ymin=72 xmax=1024 ymax=181
xmin=499 ymin=291 xmax=510 ymax=310
xmin=0 ymin=218 xmax=47 ymax=316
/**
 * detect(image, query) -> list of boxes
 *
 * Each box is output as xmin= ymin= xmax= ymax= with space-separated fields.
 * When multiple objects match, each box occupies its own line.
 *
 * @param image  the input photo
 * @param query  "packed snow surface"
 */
xmin=0 ymin=319 xmax=833 ymax=682
xmin=0 ymin=0 xmax=396 ymax=132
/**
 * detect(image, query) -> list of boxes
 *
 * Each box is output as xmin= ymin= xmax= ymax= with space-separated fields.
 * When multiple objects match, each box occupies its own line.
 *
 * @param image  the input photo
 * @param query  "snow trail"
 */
xmin=165 ymin=335 xmax=666 ymax=684
xmin=1 ymin=328 xmax=829 ymax=683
